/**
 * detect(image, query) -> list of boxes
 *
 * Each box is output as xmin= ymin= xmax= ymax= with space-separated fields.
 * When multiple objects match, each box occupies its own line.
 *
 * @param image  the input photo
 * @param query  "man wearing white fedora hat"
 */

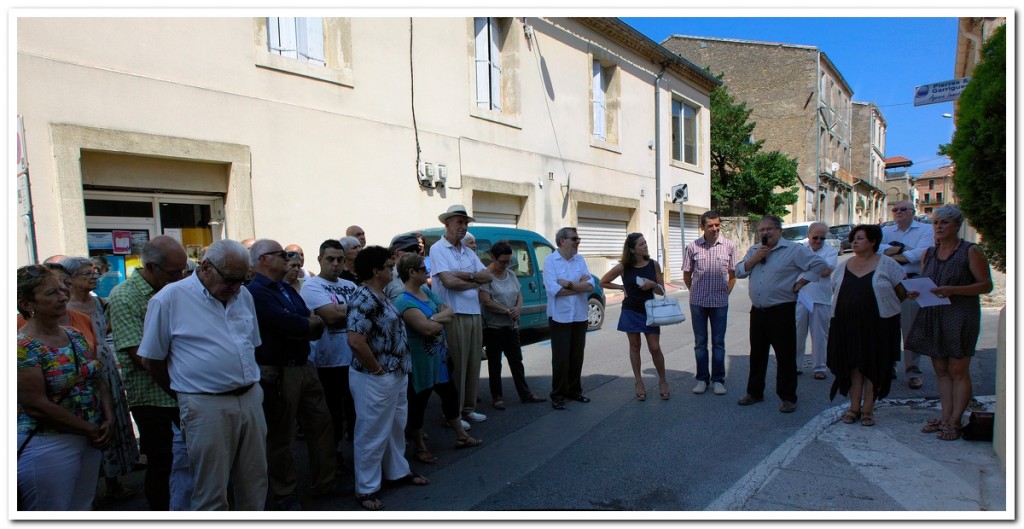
xmin=429 ymin=205 xmax=493 ymax=423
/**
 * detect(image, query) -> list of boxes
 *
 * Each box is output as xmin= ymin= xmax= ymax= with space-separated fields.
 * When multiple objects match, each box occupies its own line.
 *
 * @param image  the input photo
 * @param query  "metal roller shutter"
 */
xmin=668 ymin=212 xmax=701 ymax=275
xmin=577 ymin=217 xmax=628 ymax=256
xmin=472 ymin=212 xmax=518 ymax=228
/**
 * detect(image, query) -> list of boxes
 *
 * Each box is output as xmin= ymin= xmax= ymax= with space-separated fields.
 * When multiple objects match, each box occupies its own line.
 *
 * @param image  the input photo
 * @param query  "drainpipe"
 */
xmin=815 ymin=52 xmax=822 ymax=221
xmin=654 ymin=65 xmax=665 ymax=264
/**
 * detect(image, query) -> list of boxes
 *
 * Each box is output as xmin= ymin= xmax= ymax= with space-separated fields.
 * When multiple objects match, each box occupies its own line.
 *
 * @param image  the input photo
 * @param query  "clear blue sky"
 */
xmin=621 ymin=17 xmax=959 ymax=175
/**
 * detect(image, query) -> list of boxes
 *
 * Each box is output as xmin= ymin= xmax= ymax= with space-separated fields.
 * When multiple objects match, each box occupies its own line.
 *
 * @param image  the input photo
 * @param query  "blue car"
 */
xmin=409 ymin=227 xmax=607 ymax=331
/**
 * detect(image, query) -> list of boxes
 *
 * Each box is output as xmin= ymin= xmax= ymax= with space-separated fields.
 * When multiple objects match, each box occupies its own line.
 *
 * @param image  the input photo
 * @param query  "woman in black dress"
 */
xmin=827 ymin=225 xmax=907 ymax=426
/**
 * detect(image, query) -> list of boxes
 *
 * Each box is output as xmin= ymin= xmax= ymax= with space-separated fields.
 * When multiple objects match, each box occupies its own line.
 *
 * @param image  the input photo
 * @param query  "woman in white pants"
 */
xmin=347 ymin=246 xmax=429 ymax=511
xmin=16 ymin=265 xmax=114 ymax=510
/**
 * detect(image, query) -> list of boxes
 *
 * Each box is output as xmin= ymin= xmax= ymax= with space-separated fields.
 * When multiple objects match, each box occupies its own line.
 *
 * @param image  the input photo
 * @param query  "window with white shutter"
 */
xmin=474 ymin=17 xmax=502 ymax=112
xmin=592 ymin=60 xmax=607 ymax=141
xmin=267 ymin=17 xmax=325 ymax=66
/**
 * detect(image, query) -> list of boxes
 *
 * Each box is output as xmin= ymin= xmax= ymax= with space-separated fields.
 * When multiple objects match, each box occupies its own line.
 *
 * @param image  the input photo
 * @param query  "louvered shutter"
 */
xmin=592 ymin=61 xmax=606 ymax=141
xmin=488 ymin=18 xmax=502 ymax=112
xmin=474 ymin=18 xmax=491 ymax=109
xmin=298 ymin=17 xmax=325 ymax=65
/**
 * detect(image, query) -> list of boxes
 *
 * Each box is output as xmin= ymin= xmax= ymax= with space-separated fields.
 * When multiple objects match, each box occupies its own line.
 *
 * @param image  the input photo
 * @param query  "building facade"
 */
xmin=850 ymin=101 xmax=888 ymax=224
xmin=662 ymin=35 xmax=856 ymax=226
xmin=884 ymin=156 xmax=917 ymax=210
xmin=16 ymin=17 xmax=717 ymax=282
xmin=914 ymin=165 xmax=956 ymax=216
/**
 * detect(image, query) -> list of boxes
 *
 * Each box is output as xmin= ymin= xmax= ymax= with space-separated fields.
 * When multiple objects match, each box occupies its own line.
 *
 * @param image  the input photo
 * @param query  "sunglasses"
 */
xmin=892 ymin=207 xmax=910 ymax=212
xmin=809 ymin=237 xmax=826 ymax=241
xmin=22 ymin=264 xmax=50 ymax=277
xmin=208 ymin=261 xmax=250 ymax=286
xmin=414 ymin=265 xmax=428 ymax=272
xmin=568 ymin=237 xmax=581 ymax=242
xmin=261 ymin=250 xmax=300 ymax=260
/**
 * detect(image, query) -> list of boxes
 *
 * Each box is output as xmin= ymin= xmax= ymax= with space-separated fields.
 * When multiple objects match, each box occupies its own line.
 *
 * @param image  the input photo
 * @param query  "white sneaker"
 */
xmin=712 ymin=382 xmax=727 ymax=395
xmin=692 ymin=381 xmax=708 ymax=394
xmin=462 ymin=411 xmax=488 ymax=423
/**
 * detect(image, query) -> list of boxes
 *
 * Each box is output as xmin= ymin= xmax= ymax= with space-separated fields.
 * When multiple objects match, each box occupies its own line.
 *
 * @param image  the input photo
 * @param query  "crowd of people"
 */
xmin=15 ymin=201 xmax=993 ymax=511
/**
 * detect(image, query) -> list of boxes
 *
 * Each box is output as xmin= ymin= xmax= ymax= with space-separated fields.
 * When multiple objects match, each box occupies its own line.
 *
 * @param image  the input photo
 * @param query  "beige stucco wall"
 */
xmin=17 ymin=17 xmax=712 ymax=274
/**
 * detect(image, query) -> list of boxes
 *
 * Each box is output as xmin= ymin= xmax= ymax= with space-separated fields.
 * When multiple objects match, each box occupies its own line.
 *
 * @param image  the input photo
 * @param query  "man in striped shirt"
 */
xmin=683 ymin=211 xmax=737 ymax=396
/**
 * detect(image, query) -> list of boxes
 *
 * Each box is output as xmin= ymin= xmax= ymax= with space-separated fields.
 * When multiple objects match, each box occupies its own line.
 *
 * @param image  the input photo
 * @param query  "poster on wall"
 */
xmin=88 ymin=231 xmax=114 ymax=251
xmin=164 ymin=228 xmax=183 ymax=244
xmin=112 ymin=230 xmax=131 ymax=254
xmin=187 ymin=245 xmax=203 ymax=262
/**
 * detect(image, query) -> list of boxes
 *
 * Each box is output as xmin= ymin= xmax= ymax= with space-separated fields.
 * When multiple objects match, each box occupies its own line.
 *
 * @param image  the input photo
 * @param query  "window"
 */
xmin=267 ymin=17 xmax=325 ymax=66
xmin=929 ymin=180 xmax=935 ymax=190
xmin=469 ymin=18 xmax=519 ymax=126
xmin=474 ymin=17 xmax=502 ymax=111
xmin=937 ymin=192 xmax=943 ymax=202
xmin=590 ymin=54 xmax=619 ymax=147
xmin=924 ymin=193 xmax=930 ymax=203
xmin=672 ymin=98 xmax=699 ymax=165
xmin=254 ymin=18 xmax=353 ymax=87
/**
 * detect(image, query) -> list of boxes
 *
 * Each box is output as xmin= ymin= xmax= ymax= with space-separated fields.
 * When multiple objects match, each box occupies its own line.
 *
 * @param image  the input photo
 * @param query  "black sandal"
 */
xmin=386 ymin=472 xmax=430 ymax=487
xmin=356 ymin=492 xmax=384 ymax=511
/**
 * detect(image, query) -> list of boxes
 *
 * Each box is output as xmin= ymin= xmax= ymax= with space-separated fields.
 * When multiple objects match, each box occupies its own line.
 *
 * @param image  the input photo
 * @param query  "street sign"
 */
xmin=913 ymin=77 xmax=970 ymax=106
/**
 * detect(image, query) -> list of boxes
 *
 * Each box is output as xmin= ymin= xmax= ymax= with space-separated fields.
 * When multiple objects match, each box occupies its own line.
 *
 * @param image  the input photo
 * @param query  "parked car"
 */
xmin=780 ymin=221 xmax=843 ymax=253
xmin=408 ymin=227 xmax=607 ymax=331
xmin=829 ymin=223 xmax=853 ymax=253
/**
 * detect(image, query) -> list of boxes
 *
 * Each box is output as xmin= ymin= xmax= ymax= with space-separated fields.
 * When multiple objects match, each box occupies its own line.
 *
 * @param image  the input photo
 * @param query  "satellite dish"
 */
xmin=831 ymin=162 xmax=840 ymax=174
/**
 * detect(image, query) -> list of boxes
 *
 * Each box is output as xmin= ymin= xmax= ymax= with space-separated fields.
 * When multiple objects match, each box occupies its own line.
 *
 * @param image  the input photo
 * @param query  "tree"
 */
xmin=708 ymin=76 xmax=800 ymax=218
xmin=938 ymin=24 xmax=1005 ymax=271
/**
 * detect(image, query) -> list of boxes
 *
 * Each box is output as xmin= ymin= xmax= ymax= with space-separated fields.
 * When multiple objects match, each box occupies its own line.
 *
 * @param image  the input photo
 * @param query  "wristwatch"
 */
xmin=567 ymin=281 xmax=573 ymax=290
xmin=469 ymin=273 xmax=475 ymax=281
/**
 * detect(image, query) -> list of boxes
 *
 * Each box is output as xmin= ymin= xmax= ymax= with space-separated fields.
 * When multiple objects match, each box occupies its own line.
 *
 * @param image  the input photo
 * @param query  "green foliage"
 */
xmin=938 ymin=24 xmax=1005 ymax=271
xmin=708 ymin=76 xmax=800 ymax=217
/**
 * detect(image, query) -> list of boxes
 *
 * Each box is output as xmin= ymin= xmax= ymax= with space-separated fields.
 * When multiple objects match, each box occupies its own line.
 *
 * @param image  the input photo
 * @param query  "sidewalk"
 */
xmin=710 ymin=396 xmax=1007 ymax=514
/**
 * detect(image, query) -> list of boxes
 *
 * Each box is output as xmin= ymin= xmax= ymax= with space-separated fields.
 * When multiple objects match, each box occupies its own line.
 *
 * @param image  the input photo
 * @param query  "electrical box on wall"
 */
xmin=418 ymin=162 xmax=433 ymax=187
xmin=436 ymin=165 xmax=447 ymax=187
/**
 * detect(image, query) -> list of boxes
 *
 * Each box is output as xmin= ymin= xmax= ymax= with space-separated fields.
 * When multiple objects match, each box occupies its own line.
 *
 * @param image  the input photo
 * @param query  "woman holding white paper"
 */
xmin=826 ymin=225 xmax=907 ymax=426
xmin=599 ymin=233 xmax=669 ymax=401
xmin=905 ymin=205 xmax=993 ymax=441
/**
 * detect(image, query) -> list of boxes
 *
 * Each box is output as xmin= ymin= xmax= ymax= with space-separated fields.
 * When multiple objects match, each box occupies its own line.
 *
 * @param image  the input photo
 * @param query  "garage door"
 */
xmin=668 ymin=211 xmax=701 ymax=275
xmin=577 ymin=218 xmax=628 ymax=256
xmin=472 ymin=212 xmax=518 ymax=228
xmin=576 ymin=203 xmax=631 ymax=256
xmin=472 ymin=191 xmax=522 ymax=228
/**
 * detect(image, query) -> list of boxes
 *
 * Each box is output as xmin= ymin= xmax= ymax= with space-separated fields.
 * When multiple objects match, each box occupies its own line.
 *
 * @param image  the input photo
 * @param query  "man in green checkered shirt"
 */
xmin=107 ymin=235 xmax=189 ymax=510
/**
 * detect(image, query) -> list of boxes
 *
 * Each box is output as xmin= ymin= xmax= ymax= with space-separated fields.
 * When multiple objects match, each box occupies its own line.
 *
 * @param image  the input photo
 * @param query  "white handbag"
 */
xmin=645 ymin=289 xmax=686 ymax=326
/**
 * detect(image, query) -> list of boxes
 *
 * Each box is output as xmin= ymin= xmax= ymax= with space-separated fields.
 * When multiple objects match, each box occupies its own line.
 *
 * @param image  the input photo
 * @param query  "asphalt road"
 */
xmin=97 ymin=252 xmax=999 ymax=514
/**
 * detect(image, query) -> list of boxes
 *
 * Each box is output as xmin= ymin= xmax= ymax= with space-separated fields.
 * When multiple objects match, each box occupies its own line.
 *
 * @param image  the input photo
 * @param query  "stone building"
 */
xmin=884 ymin=156 xmax=917 ymax=209
xmin=16 ymin=16 xmax=718 ymax=283
xmin=914 ymin=165 xmax=956 ymax=216
xmin=662 ymin=35 xmax=856 ymax=226
xmin=850 ymin=102 xmax=888 ymax=224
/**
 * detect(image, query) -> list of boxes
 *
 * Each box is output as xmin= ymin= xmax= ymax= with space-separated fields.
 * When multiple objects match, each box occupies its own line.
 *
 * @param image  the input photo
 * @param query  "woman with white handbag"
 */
xmin=599 ymin=233 xmax=671 ymax=401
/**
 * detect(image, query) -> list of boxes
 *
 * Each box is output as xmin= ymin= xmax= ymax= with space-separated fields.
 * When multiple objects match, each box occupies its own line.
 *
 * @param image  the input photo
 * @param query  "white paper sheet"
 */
xmin=901 ymin=277 xmax=952 ymax=307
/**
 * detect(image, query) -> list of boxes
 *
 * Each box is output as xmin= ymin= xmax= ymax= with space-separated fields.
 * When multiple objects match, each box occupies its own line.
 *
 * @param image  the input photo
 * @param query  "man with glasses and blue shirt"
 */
xmin=107 ymin=235 xmax=188 ymax=510
xmin=245 ymin=239 xmax=333 ymax=510
xmin=880 ymin=200 xmax=934 ymax=389
xmin=138 ymin=239 xmax=267 ymax=510
xmin=735 ymin=216 xmax=830 ymax=413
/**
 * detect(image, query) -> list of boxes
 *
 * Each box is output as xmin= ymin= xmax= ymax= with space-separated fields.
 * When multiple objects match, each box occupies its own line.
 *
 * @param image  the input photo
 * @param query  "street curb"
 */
xmin=705 ymin=396 xmax=997 ymax=511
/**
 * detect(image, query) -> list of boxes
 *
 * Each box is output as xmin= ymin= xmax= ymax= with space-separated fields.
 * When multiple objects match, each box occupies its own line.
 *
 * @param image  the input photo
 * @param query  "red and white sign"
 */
xmin=113 ymin=230 xmax=132 ymax=254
